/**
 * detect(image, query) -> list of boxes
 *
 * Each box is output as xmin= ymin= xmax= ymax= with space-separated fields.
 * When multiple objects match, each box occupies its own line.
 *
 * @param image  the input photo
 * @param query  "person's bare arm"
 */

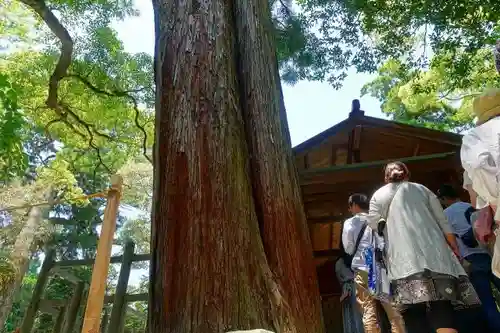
xmin=445 ymin=233 xmax=461 ymax=259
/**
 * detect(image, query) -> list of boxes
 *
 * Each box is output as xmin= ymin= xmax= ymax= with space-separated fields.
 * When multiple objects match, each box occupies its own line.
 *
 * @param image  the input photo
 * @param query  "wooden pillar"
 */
xmin=352 ymin=125 xmax=362 ymax=163
xmin=81 ymin=175 xmax=123 ymax=333
xmin=52 ymin=307 xmax=66 ymax=333
xmin=108 ymin=241 xmax=135 ymax=333
xmin=347 ymin=126 xmax=363 ymax=164
xmin=61 ymin=282 xmax=85 ymax=333
xmin=20 ymin=248 xmax=55 ymax=333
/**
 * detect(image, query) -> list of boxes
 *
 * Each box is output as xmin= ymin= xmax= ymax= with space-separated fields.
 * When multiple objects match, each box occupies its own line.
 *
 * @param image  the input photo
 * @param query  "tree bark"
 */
xmin=0 ymin=207 xmax=44 ymax=329
xmin=495 ymin=39 xmax=500 ymax=73
xmin=232 ymin=0 xmax=323 ymax=331
xmin=150 ymin=0 xmax=323 ymax=332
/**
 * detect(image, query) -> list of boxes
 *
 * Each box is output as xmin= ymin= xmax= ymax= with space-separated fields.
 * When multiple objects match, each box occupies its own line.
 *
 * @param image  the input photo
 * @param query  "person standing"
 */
xmin=336 ymin=256 xmax=365 ymax=333
xmin=342 ymin=193 xmax=405 ymax=333
xmin=367 ymin=162 xmax=480 ymax=333
xmin=438 ymin=184 xmax=500 ymax=332
xmin=461 ymin=89 xmax=500 ymax=278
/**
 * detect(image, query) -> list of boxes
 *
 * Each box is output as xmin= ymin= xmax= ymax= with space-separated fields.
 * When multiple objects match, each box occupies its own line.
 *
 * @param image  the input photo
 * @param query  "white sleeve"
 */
xmin=342 ymin=219 xmax=356 ymax=255
xmin=461 ymin=130 xmax=500 ymax=219
xmin=462 ymin=170 xmax=472 ymax=189
xmin=367 ymin=190 xmax=384 ymax=230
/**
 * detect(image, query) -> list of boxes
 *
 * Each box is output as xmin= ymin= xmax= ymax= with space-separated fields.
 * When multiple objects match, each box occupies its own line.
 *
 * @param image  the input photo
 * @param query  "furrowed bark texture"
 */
xmin=232 ymin=1 xmax=324 ymax=332
xmin=151 ymin=0 xmax=324 ymax=332
xmin=151 ymin=0 xmax=275 ymax=332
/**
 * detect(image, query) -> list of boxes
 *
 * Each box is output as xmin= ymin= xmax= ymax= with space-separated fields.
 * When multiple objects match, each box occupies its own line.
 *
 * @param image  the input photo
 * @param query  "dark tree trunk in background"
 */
xmin=495 ymin=39 xmax=500 ymax=73
xmin=150 ymin=0 xmax=324 ymax=332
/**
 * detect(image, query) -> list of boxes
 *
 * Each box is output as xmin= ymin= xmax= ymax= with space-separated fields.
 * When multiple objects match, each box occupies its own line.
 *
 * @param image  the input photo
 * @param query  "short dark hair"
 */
xmin=437 ymin=184 xmax=460 ymax=199
xmin=348 ymin=193 xmax=369 ymax=210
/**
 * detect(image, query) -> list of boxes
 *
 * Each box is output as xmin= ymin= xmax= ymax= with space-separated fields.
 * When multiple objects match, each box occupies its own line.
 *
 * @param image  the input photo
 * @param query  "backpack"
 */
xmin=461 ymin=206 xmax=479 ymax=248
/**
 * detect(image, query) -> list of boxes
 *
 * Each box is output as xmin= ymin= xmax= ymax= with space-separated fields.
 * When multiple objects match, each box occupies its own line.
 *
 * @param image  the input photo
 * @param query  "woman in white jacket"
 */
xmin=461 ymin=89 xmax=500 ymax=278
xmin=367 ymin=162 xmax=480 ymax=333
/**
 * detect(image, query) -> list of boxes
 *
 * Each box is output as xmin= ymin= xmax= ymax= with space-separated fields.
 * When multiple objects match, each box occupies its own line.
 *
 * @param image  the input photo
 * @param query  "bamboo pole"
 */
xmin=81 ymin=175 xmax=123 ymax=333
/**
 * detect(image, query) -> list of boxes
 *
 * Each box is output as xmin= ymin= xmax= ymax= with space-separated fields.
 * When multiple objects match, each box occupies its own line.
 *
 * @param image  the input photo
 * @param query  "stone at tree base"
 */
xmin=226 ymin=330 xmax=275 ymax=333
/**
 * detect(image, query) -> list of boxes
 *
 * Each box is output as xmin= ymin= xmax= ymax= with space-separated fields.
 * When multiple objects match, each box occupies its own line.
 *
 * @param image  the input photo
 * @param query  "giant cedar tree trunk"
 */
xmin=150 ymin=0 xmax=324 ymax=332
xmin=232 ymin=1 xmax=323 ymax=332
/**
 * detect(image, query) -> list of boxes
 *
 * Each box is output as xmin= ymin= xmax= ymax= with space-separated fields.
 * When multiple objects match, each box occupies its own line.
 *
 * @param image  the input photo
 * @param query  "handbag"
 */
xmin=460 ymin=206 xmax=479 ymax=248
xmin=364 ymin=232 xmax=392 ymax=303
xmin=473 ymin=205 xmax=495 ymax=245
xmin=364 ymin=185 xmax=401 ymax=302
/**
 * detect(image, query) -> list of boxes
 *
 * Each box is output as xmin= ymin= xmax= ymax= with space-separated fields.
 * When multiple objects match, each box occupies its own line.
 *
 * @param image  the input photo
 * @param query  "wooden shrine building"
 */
xmin=293 ymin=101 xmax=465 ymax=333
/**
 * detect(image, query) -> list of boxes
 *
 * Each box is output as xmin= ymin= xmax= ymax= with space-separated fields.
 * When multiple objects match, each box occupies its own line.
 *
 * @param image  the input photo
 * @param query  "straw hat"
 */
xmin=473 ymin=88 xmax=500 ymax=124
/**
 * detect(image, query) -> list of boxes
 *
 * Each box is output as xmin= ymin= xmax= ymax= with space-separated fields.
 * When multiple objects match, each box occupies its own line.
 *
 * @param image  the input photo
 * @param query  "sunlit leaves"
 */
xmin=361 ymin=47 xmax=500 ymax=131
xmin=0 ymin=72 xmax=28 ymax=182
xmin=0 ymin=50 xmax=154 ymax=174
xmin=0 ymin=0 xmax=40 ymax=51
xmin=295 ymin=0 xmax=500 ymax=88
xmin=36 ymin=156 xmax=87 ymax=204
xmin=117 ymin=217 xmax=150 ymax=254
xmin=117 ymin=157 xmax=152 ymax=212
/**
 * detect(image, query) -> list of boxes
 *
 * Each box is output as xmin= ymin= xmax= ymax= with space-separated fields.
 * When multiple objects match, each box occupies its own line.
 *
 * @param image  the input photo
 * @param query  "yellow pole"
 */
xmin=81 ymin=175 xmax=123 ymax=333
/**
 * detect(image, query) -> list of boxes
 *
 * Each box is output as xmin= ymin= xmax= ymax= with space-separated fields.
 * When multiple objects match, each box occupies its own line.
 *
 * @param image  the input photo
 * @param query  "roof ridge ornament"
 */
xmin=349 ymin=99 xmax=365 ymax=118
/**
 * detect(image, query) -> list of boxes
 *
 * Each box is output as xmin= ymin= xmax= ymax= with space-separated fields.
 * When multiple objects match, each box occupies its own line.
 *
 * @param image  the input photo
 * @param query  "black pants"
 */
xmin=401 ymin=301 xmax=456 ymax=333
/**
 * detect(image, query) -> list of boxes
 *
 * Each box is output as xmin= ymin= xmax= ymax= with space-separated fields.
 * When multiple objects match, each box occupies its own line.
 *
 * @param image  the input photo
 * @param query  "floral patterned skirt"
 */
xmin=391 ymin=270 xmax=481 ymax=311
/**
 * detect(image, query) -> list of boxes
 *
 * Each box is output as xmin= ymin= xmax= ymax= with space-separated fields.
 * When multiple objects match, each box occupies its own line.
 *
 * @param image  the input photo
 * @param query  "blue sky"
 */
xmin=113 ymin=1 xmax=387 ymax=147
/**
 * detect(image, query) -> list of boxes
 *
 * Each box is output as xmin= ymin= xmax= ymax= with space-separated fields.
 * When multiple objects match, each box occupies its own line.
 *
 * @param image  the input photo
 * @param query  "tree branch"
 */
xmin=278 ymin=0 xmax=292 ymax=16
xmin=21 ymin=0 xmax=152 ymax=167
xmin=65 ymin=74 xmax=144 ymax=96
xmin=20 ymin=0 xmax=73 ymax=115
xmin=440 ymin=92 xmax=481 ymax=101
xmin=64 ymin=74 xmax=153 ymax=164
xmin=130 ymin=97 xmax=153 ymax=164
xmin=20 ymin=0 xmax=112 ymax=169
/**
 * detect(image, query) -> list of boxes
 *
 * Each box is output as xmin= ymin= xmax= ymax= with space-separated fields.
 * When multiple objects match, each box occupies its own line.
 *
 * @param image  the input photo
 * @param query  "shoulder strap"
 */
xmin=464 ymin=206 xmax=477 ymax=226
xmin=353 ymin=224 xmax=367 ymax=255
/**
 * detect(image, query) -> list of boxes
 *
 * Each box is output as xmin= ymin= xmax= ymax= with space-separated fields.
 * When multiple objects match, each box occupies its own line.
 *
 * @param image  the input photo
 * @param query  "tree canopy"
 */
xmin=0 ymin=2 xmax=157 ymax=331
xmin=3 ymin=0 xmax=500 ymax=331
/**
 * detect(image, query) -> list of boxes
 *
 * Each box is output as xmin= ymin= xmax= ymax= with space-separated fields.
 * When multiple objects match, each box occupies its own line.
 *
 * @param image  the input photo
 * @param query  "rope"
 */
xmin=0 ymin=190 xmax=109 ymax=213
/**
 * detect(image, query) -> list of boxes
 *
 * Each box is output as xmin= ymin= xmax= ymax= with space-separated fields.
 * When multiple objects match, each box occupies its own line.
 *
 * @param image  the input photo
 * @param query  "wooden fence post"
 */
xmin=52 ymin=306 xmax=66 ymax=333
xmin=100 ymin=307 xmax=109 ymax=333
xmin=20 ymin=248 xmax=55 ymax=333
xmin=108 ymin=241 xmax=134 ymax=333
xmin=81 ymin=175 xmax=123 ymax=333
xmin=61 ymin=281 xmax=85 ymax=333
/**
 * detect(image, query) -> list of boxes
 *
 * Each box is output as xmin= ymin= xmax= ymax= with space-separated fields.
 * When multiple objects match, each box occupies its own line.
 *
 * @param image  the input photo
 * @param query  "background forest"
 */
xmin=0 ymin=0 xmax=499 ymax=332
